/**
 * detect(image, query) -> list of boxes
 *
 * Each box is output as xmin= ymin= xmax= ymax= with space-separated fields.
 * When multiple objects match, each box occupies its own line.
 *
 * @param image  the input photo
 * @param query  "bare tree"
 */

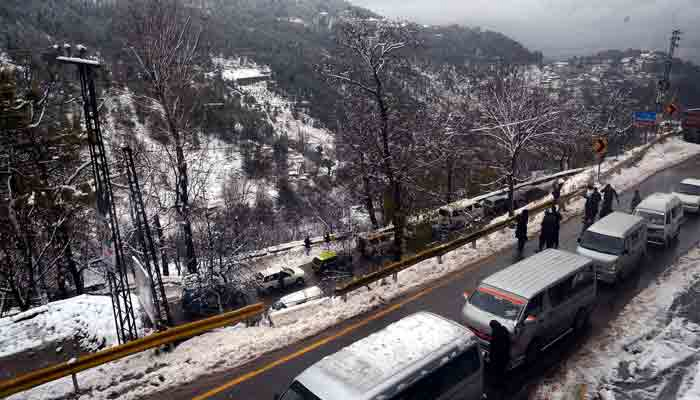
xmin=319 ymin=19 xmax=419 ymax=259
xmin=472 ymin=65 xmax=562 ymax=216
xmin=122 ymin=0 xmax=203 ymax=273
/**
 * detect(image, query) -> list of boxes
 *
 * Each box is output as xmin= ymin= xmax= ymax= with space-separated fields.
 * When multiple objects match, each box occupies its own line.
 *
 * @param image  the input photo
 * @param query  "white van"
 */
xmin=577 ymin=212 xmax=647 ymax=283
xmin=672 ymin=178 xmax=700 ymax=212
xmin=276 ymin=312 xmax=483 ymax=400
xmin=462 ymin=249 xmax=596 ymax=369
xmin=633 ymin=193 xmax=683 ymax=246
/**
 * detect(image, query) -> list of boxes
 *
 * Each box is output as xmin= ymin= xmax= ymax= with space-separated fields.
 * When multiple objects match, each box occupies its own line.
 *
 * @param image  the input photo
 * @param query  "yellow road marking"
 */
xmin=193 ymin=256 xmax=495 ymax=400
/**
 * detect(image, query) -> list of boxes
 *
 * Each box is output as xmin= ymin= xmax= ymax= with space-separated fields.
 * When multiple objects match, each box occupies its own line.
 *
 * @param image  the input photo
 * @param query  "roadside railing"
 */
xmin=0 ymin=303 xmax=265 ymax=398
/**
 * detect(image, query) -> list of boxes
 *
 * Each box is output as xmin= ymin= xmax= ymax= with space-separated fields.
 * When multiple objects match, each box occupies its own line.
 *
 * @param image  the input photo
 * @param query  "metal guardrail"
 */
xmin=0 ymin=303 xmax=265 ymax=398
xmin=336 ymin=130 xmax=677 ymax=297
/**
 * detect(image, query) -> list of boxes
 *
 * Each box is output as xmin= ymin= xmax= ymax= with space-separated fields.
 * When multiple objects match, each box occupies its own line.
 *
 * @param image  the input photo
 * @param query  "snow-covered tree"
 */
xmin=472 ymin=65 xmax=563 ymax=216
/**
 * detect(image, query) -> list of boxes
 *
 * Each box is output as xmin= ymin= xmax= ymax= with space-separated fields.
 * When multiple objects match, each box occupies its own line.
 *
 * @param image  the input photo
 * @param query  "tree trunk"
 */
xmin=446 ymin=157 xmax=454 ymax=204
xmin=360 ymin=153 xmax=378 ymax=229
xmin=373 ymin=74 xmax=403 ymax=260
xmin=153 ymin=214 xmax=169 ymax=276
xmin=64 ymin=241 xmax=83 ymax=295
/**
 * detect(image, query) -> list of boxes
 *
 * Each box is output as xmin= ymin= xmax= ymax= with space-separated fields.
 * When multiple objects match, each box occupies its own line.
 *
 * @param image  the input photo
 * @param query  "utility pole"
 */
xmin=57 ymin=45 xmax=138 ymax=343
xmin=123 ymin=145 xmax=173 ymax=329
xmin=656 ymin=29 xmax=682 ymax=114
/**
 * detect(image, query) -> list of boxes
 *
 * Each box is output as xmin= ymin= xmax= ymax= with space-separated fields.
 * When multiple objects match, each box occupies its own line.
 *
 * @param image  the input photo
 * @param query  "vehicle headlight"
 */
xmin=608 ymin=262 xmax=618 ymax=272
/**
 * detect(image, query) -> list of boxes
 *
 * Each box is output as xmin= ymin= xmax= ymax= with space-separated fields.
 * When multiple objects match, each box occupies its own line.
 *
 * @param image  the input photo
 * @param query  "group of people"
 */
xmin=582 ymin=183 xmax=622 ymax=233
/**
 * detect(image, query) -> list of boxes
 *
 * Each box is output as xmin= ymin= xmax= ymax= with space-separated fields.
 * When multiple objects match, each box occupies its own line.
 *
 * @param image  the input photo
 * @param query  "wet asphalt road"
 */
xmin=150 ymin=154 xmax=700 ymax=400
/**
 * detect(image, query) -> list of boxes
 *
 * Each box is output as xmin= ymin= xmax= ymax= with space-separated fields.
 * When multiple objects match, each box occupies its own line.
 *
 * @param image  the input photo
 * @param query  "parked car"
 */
xmin=182 ymin=283 xmax=254 ymax=320
xmin=462 ymin=249 xmax=596 ymax=369
xmin=311 ymin=250 xmax=352 ymax=274
xmin=577 ymin=212 xmax=647 ymax=284
xmin=271 ymin=286 xmax=324 ymax=311
xmin=672 ymin=178 xmax=700 ymax=212
xmin=256 ymin=266 xmax=306 ymax=294
xmin=276 ymin=312 xmax=483 ymax=400
xmin=633 ymin=192 xmax=683 ymax=246
xmin=482 ymin=194 xmax=509 ymax=216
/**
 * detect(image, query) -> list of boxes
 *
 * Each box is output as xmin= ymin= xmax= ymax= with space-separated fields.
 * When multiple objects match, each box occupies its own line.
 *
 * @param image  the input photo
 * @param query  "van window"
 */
xmin=280 ymin=381 xmax=321 ymax=400
xmin=470 ymin=287 xmax=525 ymax=320
xmin=548 ymin=276 xmax=574 ymax=308
xmin=391 ymin=346 xmax=481 ymax=400
xmin=524 ymin=294 xmax=543 ymax=317
xmin=580 ymin=231 xmax=624 ymax=255
xmin=678 ymin=183 xmax=700 ymax=196
xmin=636 ymin=210 xmax=665 ymax=225
xmin=570 ymin=266 xmax=595 ymax=296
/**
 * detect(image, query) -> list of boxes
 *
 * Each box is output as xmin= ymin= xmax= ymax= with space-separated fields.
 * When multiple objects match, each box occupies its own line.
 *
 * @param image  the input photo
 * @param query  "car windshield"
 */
xmin=678 ymin=183 xmax=700 ymax=196
xmin=636 ymin=210 xmax=665 ymax=225
xmin=580 ymin=231 xmax=624 ymax=255
xmin=469 ymin=286 xmax=525 ymax=320
xmin=280 ymin=381 xmax=321 ymax=400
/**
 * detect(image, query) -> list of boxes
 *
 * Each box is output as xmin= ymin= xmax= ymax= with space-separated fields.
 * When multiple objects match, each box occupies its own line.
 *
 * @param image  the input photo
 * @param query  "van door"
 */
xmin=545 ymin=277 xmax=577 ymax=340
xmin=389 ymin=345 xmax=483 ymax=400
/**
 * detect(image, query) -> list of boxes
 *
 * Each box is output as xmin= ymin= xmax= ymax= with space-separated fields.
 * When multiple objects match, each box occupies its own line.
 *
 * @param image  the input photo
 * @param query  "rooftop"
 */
xmin=637 ymin=192 xmax=679 ymax=212
xmin=589 ymin=212 xmax=644 ymax=237
xmin=298 ymin=312 xmax=474 ymax=399
xmin=482 ymin=249 xmax=592 ymax=299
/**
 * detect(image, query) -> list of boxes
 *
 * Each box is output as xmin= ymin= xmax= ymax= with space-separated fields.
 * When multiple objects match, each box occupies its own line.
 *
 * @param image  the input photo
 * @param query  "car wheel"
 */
xmin=525 ymin=339 xmax=541 ymax=365
xmin=296 ymin=278 xmax=305 ymax=286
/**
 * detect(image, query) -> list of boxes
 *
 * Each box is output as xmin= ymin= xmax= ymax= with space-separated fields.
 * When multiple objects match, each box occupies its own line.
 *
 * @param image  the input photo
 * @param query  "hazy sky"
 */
xmin=351 ymin=0 xmax=700 ymax=63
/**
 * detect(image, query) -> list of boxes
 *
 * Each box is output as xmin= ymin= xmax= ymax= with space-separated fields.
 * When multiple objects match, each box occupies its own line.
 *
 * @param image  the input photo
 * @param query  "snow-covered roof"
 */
xmin=482 ymin=249 xmax=592 ymax=300
xmin=680 ymin=178 xmax=700 ymax=187
xmin=589 ymin=212 xmax=644 ymax=238
xmin=636 ymin=192 xmax=680 ymax=213
xmin=297 ymin=312 xmax=475 ymax=399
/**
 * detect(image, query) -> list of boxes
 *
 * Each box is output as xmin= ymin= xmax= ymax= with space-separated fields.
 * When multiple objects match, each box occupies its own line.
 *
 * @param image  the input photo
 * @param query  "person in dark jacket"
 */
xmin=539 ymin=209 xmax=555 ymax=251
xmin=630 ymin=189 xmax=642 ymax=212
xmin=550 ymin=205 xmax=562 ymax=249
xmin=515 ymin=209 xmax=529 ymax=254
xmin=304 ymin=235 xmax=311 ymax=256
xmin=489 ymin=320 xmax=511 ymax=377
xmin=600 ymin=184 xmax=620 ymax=219
xmin=584 ymin=186 xmax=602 ymax=221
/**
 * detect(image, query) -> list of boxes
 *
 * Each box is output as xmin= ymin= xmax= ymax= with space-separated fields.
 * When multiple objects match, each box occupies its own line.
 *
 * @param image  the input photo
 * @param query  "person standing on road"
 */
xmin=324 ymin=231 xmax=331 ymax=248
xmin=552 ymin=178 xmax=566 ymax=212
xmin=304 ymin=235 xmax=311 ymax=256
xmin=539 ymin=209 xmax=554 ymax=251
xmin=600 ymin=183 xmax=620 ymax=219
xmin=550 ymin=205 xmax=562 ymax=249
xmin=515 ymin=209 xmax=529 ymax=255
xmin=489 ymin=320 xmax=511 ymax=378
xmin=630 ymin=189 xmax=642 ymax=212
xmin=585 ymin=186 xmax=602 ymax=220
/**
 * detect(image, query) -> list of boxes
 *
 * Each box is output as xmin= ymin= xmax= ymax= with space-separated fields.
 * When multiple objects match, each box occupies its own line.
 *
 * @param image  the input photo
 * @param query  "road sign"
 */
xmin=592 ymin=137 xmax=608 ymax=155
xmin=634 ymin=111 xmax=657 ymax=127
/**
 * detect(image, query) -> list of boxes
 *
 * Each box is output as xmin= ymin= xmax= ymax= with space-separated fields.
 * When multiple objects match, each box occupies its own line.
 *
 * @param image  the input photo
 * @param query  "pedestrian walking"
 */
xmin=550 ymin=205 xmax=562 ymax=249
xmin=584 ymin=186 xmax=602 ymax=220
xmin=304 ymin=235 xmax=311 ymax=256
xmin=515 ymin=209 xmax=529 ymax=254
xmin=489 ymin=320 xmax=511 ymax=378
xmin=539 ymin=209 xmax=555 ymax=251
xmin=600 ymin=183 xmax=620 ymax=219
xmin=552 ymin=178 xmax=566 ymax=211
xmin=630 ymin=189 xmax=642 ymax=212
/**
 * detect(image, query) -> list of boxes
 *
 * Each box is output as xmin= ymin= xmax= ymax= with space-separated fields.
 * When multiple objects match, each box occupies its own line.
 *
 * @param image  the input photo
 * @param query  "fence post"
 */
xmin=437 ymin=254 xmax=443 ymax=264
xmin=67 ymin=357 xmax=79 ymax=394
xmin=392 ymin=272 xmax=398 ymax=283
xmin=471 ymin=239 xmax=477 ymax=249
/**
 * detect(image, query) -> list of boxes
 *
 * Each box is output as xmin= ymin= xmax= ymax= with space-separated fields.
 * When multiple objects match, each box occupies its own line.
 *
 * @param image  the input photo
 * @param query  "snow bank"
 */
xmin=532 ymin=245 xmax=700 ymax=400
xmin=0 ymin=294 xmax=143 ymax=359
xmin=10 ymin=135 xmax=700 ymax=400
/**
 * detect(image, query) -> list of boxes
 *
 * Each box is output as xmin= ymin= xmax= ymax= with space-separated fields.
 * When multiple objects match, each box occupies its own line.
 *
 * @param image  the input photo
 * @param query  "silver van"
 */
xmin=276 ymin=312 xmax=483 ymax=400
xmin=633 ymin=192 xmax=683 ymax=246
xmin=577 ymin=212 xmax=647 ymax=284
xmin=462 ymin=249 xmax=596 ymax=368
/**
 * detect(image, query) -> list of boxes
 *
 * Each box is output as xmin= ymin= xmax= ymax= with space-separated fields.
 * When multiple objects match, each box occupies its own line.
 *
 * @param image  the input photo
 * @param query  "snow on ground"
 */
xmin=10 ymin=135 xmax=698 ymax=400
xmin=532 ymin=245 xmax=700 ymax=400
xmin=0 ymin=295 xmax=144 ymax=360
